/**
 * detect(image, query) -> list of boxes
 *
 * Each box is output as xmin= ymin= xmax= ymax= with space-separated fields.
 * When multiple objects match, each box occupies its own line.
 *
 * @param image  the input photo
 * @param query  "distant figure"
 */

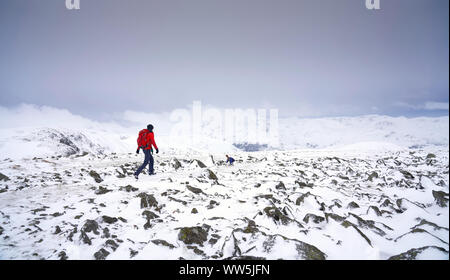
xmin=226 ymin=155 xmax=235 ymax=165
xmin=134 ymin=124 xmax=159 ymax=179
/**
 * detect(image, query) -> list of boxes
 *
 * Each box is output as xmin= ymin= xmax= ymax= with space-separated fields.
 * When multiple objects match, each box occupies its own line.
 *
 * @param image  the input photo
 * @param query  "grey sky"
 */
xmin=0 ymin=0 xmax=448 ymax=119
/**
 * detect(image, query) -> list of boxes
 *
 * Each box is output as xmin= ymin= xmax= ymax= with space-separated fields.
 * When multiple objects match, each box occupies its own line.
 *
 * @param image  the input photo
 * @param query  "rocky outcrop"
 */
xmin=388 ymin=246 xmax=449 ymax=260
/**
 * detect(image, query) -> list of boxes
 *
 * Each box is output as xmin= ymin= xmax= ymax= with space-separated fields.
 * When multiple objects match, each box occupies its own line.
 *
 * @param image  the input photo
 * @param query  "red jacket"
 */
xmin=138 ymin=129 xmax=158 ymax=150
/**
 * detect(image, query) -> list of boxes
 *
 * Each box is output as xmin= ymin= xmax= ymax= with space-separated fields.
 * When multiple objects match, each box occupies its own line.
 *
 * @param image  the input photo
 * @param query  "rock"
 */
xmin=168 ymin=196 xmax=188 ymax=205
xmin=295 ymin=180 xmax=313 ymax=188
xmin=89 ymin=170 xmax=103 ymax=183
xmin=426 ymin=153 xmax=436 ymax=159
xmin=254 ymin=183 xmax=261 ymax=188
xmin=366 ymin=206 xmax=382 ymax=216
xmin=275 ymin=181 xmax=286 ymax=190
xmin=186 ymin=185 xmax=204 ymax=195
xmin=295 ymin=192 xmax=317 ymax=206
xmin=0 ymin=172 xmax=10 ymax=182
xmin=263 ymin=206 xmax=293 ymax=226
xmin=191 ymin=208 xmax=198 ymax=214
xmin=102 ymin=228 xmax=110 ymax=238
xmin=82 ymin=220 xmax=100 ymax=235
xmin=178 ymin=227 xmax=208 ymax=245
xmin=226 ymin=255 xmax=266 ymax=260
xmin=400 ymin=170 xmax=414 ymax=180
xmin=206 ymin=169 xmax=218 ymax=180
xmin=368 ymin=171 xmax=378 ymax=181
xmin=195 ymin=160 xmax=206 ymax=168
xmin=380 ymin=199 xmax=393 ymax=208
xmin=58 ymin=251 xmax=68 ymax=260
xmin=171 ymin=158 xmax=182 ymax=170
xmin=208 ymin=234 xmax=221 ymax=245
xmin=105 ymin=239 xmax=119 ymax=251
xmin=324 ymin=213 xmax=346 ymax=223
xmin=151 ymin=239 xmax=176 ymax=249
xmin=120 ymin=185 xmax=138 ymax=192
xmin=348 ymin=213 xmax=387 ymax=236
xmin=101 ymin=216 xmax=118 ymax=224
xmin=142 ymin=210 xmax=159 ymax=220
xmin=187 ymin=245 xmax=206 ymax=256
xmin=303 ymin=213 xmax=325 ymax=224
xmin=347 ymin=201 xmax=360 ymax=209
xmin=295 ymin=241 xmax=327 ymax=260
xmin=67 ymin=227 xmax=77 ymax=242
xmin=207 ymin=200 xmax=219 ymax=209
xmin=388 ymin=246 xmax=448 ymax=260
xmin=137 ymin=193 xmax=158 ymax=209
xmin=95 ymin=186 xmax=112 ymax=195
xmin=129 ymin=248 xmax=138 ymax=258
xmin=432 ymin=190 xmax=449 ymax=207
xmin=54 ymin=226 xmax=62 ymax=234
xmin=243 ymin=220 xmax=259 ymax=234
xmin=80 ymin=231 xmax=92 ymax=245
xmin=412 ymin=218 xmax=449 ymax=232
xmin=94 ymin=248 xmax=110 ymax=260
xmin=142 ymin=210 xmax=159 ymax=229
xmin=51 ymin=212 xmax=64 ymax=217
xmin=340 ymin=220 xmax=372 ymax=246
xmin=255 ymin=194 xmax=281 ymax=204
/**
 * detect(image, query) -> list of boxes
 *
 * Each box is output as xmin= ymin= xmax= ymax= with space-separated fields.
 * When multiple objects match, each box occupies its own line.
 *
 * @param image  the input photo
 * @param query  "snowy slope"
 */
xmin=0 ymin=146 xmax=448 ymax=260
xmin=0 ymin=104 xmax=448 ymax=160
xmin=0 ymin=104 xmax=448 ymax=260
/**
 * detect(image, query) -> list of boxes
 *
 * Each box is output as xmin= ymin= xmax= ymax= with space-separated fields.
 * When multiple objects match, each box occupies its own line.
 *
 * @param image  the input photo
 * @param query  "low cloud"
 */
xmin=424 ymin=102 xmax=449 ymax=111
xmin=394 ymin=101 xmax=449 ymax=111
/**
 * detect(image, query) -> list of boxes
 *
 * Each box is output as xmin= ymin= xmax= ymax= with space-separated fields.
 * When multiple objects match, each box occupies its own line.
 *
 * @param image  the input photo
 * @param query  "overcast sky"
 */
xmin=0 ymin=0 xmax=448 ymax=119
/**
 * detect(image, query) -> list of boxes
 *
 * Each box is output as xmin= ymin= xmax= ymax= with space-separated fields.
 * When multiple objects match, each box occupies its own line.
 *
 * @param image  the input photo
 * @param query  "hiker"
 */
xmin=226 ymin=155 xmax=235 ymax=165
xmin=134 ymin=124 xmax=159 ymax=179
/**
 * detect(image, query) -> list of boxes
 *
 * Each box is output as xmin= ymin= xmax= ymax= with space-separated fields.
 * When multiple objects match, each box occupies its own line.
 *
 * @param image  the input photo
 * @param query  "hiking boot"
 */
xmin=134 ymin=174 xmax=139 ymax=180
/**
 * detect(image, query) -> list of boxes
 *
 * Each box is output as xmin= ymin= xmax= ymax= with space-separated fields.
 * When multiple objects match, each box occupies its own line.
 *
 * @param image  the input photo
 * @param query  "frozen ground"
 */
xmin=0 ymin=105 xmax=448 ymax=260
xmin=0 ymin=145 xmax=448 ymax=260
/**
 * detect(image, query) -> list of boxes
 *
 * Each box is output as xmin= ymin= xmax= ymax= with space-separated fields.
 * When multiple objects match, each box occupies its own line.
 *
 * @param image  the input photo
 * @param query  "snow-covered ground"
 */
xmin=0 ymin=105 xmax=448 ymax=260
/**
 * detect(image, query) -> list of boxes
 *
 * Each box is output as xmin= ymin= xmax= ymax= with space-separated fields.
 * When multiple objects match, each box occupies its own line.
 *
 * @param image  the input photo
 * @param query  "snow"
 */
xmin=0 ymin=104 xmax=448 ymax=260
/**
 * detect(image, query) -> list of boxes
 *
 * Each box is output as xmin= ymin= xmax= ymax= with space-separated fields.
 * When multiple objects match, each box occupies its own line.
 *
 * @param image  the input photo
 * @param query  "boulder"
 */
xmin=95 ymin=186 xmax=112 ymax=195
xmin=137 ymin=193 xmax=158 ymax=209
xmin=186 ymin=185 xmax=204 ymax=195
xmin=120 ymin=185 xmax=138 ymax=192
xmin=94 ymin=248 xmax=110 ymax=260
xmin=206 ymin=169 xmax=218 ymax=180
xmin=81 ymin=220 xmax=99 ymax=235
xmin=0 ymin=172 xmax=10 ymax=182
xmin=275 ymin=181 xmax=286 ymax=190
xmin=171 ymin=158 xmax=182 ymax=170
xmin=178 ymin=226 xmax=208 ymax=245
xmin=432 ymin=190 xmax=449 ymax=207
xmin=101 ymin=216 xmax=118 ymax=224
xmin=303 ymin=213 xmax=325 ymax=224
xmin=89 ymin=170 xmax=103 ymax=183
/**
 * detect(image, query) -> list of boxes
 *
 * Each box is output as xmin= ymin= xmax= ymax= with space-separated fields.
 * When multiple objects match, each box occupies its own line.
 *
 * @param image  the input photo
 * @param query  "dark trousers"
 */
xmin=135 ymin=149 xmax=154 ymax=175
